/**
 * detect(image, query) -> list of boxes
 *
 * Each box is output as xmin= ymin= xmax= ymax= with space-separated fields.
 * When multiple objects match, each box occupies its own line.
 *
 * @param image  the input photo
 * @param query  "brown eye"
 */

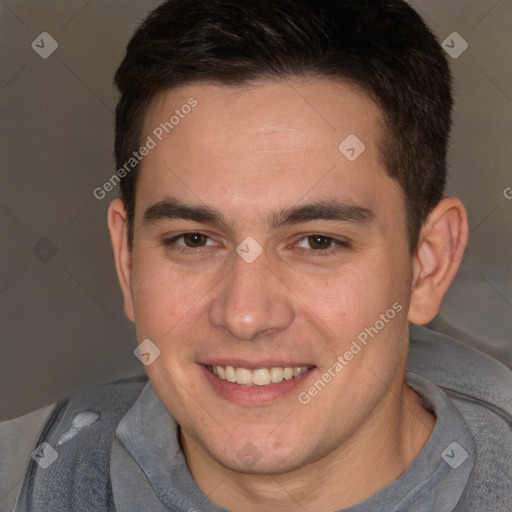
xmin=307 ymin=235 xmax=334 ymax=250
xmin=182 ymin=233 xmax=208 ymax=247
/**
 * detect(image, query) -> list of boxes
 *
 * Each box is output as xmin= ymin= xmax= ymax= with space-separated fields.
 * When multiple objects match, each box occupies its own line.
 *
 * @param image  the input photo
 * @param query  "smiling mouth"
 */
xmin=206 ymin=365 xmax=311 ymax=386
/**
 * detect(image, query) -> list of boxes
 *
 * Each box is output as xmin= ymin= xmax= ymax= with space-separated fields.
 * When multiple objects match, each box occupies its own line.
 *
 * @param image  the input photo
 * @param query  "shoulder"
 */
xmin=12 ymin=374 xmax=148 ymax=512
xmin=0 ymin=404 xmax=55 ymax=512
xmin=408 ymin=324 xmax=512 ymax=417
xmin=408 ymin=326 xmax=512 ymax=511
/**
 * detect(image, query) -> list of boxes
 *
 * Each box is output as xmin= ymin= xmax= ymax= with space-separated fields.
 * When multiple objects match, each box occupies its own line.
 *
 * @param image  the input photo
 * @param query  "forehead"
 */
xmin=143 ymin=78 xmax=382 ymax=154
xmin=136 ymin=79 xmax=402 ymax=224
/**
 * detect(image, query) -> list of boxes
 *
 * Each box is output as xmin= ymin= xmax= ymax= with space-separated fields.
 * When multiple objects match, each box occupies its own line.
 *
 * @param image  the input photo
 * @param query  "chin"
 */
xmin=201 ymin=431 xmax=317 ymax=475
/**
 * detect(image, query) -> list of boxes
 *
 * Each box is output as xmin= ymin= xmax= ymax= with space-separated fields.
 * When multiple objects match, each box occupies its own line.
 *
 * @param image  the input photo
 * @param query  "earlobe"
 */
xmin=408 ymin=197 xmax=468 ymax=325
xmin=107 ymin=199 xmax=135 ymax=322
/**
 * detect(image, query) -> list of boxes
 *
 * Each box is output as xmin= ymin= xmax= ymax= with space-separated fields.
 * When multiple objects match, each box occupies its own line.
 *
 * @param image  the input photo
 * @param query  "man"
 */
xmin=9 ymin=0 xmax=512 ymax=511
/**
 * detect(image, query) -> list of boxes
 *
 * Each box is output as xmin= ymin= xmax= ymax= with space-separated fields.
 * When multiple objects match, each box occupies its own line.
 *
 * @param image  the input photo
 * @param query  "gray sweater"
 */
xmin=5 ymin=326 xmax=512 ymax=511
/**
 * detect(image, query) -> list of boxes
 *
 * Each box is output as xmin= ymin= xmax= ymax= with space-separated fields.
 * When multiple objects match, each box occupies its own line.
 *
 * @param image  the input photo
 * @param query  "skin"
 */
xmin=108 ymin=79 xmax=468 ymax=511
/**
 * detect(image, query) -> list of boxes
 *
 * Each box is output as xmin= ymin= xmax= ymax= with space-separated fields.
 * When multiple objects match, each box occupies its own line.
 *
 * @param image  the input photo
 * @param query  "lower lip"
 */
xmin=201 ymin=365 xmax=315 ymax=405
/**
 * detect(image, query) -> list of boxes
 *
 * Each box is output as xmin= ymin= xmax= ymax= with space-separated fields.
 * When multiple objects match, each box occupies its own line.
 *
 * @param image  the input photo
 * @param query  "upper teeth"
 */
xmin=209 ymin=365 xmax=309 ymax=386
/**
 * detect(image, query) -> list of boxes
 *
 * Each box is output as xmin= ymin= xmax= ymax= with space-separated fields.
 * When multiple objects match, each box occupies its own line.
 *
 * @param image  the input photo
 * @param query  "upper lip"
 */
xmin=200 ymin=360 xmax=314 ymax=369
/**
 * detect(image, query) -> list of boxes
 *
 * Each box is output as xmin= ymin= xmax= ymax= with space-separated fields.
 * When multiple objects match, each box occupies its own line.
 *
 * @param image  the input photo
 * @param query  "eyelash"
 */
xmin=162 ymin=232 xmax=350 ymax=256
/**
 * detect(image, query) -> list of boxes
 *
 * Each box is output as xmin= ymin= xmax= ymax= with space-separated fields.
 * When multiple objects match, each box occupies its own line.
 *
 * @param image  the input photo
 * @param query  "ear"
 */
xmin=107 ymin=199 xmax=135 ymax=322
xmin=408 ymin=197 xmax=469 ymax=325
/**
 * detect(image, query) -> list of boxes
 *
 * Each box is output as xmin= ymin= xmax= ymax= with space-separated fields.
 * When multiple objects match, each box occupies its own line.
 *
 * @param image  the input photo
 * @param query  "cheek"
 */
xmin=287 ymin=259 xmax=397 ymax=332
xmin=129 ymin=251 xmax=209 ymax=340
xmin=285 ymin=254 xmax=411 ymax=372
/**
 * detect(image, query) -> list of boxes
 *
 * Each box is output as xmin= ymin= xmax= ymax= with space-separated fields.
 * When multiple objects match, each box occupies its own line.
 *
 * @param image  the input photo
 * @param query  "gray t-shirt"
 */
xmin=110 ymin=373 xmax=473 ymax=512
xmin=7 ymin=326 xmax=512 ymax=511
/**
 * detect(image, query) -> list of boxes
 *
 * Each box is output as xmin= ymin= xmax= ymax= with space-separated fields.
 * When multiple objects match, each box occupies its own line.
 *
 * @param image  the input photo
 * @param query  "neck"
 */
xmin=182 ymin=380 xmax=435 ymax=511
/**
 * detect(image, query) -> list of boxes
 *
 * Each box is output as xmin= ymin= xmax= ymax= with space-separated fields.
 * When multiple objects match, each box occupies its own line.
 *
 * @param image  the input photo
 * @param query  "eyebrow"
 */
xmin=270 ymin=200 xmax=374 ymax=228
xmin=143 ymin=199 xmax=229 ymax=229
xmin=142 ymin=198 xmax=374 ymax=230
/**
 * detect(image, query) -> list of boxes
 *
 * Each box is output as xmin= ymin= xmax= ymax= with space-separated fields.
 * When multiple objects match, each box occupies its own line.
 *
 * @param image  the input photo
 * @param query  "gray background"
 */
xmin=1 ymin=0 xmax=511 ymax=422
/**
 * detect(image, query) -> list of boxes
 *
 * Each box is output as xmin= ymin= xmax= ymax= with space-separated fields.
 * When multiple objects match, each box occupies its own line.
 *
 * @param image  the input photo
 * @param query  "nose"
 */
xmin=208 ymin=250 xmax=295 ymax=341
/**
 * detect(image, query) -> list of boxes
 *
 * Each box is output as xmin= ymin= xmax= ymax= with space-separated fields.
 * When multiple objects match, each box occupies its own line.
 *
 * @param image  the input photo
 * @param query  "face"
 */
xmin=117 ymin=79 xmax=416 ymax=474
